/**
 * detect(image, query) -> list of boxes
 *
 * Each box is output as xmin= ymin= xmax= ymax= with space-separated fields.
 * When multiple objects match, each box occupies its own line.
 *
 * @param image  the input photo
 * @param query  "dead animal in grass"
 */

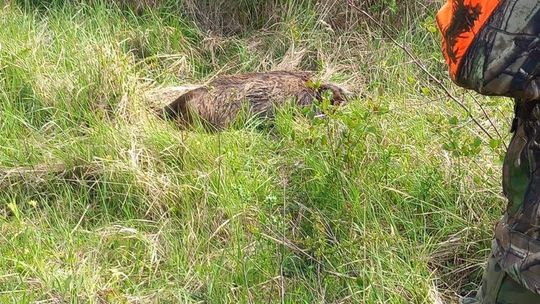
xmin=159 ymin=71 xmax=348 ymax=129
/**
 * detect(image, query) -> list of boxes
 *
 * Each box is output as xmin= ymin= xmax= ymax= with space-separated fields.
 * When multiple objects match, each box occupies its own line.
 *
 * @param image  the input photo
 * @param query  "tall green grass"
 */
xmin=0 ymin=1 xmax=511 ymax=303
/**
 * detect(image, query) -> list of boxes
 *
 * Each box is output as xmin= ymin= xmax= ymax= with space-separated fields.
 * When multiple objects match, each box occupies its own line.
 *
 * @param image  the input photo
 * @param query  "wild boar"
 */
xmin=160 ymin=71 xmax=347 ymax=129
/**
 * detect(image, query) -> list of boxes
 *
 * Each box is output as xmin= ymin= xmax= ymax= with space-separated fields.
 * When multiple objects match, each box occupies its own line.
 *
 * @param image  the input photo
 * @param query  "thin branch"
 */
xmin=467 ymin=92 xmax=507 ymax=149
xmin=0 ymin=163 xmax=67 ymax=184
xmin=0 ymin=163 xmax=99 ymax=189
xmin=347 ymin=1 xmax=494 ymax=141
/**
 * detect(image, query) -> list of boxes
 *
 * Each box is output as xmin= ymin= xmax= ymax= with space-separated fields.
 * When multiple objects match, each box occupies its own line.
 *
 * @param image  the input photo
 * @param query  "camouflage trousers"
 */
xmin=462 ymin=252 xmax=540 ymax=304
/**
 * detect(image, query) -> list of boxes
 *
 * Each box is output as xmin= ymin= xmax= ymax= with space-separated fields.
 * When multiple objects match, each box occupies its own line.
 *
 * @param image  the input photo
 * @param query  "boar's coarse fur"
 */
xmin=160 ymin=71 xmax=347 ymax=129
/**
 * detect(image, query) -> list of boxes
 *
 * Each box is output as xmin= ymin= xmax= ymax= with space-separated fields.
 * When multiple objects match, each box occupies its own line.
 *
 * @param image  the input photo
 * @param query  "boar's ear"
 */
xmin=317 ymin=84 xmax=348 ymax=105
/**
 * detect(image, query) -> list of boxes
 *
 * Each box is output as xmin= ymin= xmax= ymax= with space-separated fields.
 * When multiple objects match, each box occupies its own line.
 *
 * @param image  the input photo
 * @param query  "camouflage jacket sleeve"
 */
xmin=437 ymin=0 xmax=540 ymax=100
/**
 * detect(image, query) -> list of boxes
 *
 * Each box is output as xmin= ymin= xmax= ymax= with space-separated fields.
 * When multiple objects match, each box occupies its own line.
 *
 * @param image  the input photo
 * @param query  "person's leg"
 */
xmin=461 ymin=255 xmax=505 ymax=304
xmin=462 ymin=255 xmax=540 ymax=304
xmin=496 ymin=271 xmax=540 ymax=304
xmin=462 ymin=100 xmax=540 ymax=303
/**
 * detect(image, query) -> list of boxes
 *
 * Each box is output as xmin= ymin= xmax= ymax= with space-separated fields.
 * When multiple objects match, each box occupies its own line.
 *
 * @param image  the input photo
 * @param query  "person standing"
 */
xmin=437 ymin=0 xmax=540 ymax=302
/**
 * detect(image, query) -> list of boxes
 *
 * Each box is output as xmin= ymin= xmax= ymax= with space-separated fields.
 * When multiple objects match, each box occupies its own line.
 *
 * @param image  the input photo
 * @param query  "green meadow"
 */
xmin=0 ymin=1 xmax=511 ymax=303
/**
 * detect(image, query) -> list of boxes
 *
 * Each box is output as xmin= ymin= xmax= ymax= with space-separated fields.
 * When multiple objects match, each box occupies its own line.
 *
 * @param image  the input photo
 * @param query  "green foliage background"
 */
xmin=0 ymin=0 xmax=511 ymax=303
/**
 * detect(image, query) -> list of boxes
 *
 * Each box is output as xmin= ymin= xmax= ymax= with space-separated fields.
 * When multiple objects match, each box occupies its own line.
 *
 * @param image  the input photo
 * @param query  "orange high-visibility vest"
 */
xmin=436 ymin=0 xmax=501 ymax=80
